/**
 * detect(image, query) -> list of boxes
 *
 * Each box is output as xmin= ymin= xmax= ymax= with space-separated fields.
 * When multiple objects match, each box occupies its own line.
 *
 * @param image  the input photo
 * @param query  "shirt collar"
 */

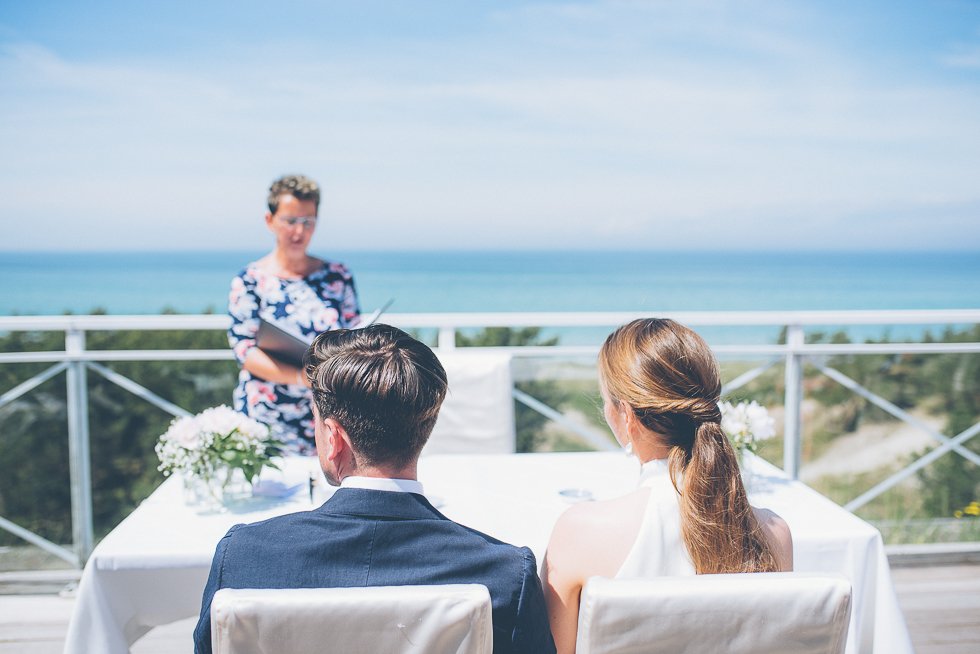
xmin=340 ymin=476 xmax=425 ymax=495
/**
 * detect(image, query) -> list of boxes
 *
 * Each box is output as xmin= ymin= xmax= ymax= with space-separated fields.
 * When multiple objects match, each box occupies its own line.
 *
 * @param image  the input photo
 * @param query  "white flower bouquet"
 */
xmin=719 ymin=400 xmax=776 ymax=456
xmin=155 ymin=406 xmax=282 ymax=493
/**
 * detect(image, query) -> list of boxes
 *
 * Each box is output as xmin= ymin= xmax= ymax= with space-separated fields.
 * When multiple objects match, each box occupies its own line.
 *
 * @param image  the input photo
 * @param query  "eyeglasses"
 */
xmin=277 ymin=215 xmax=317 ymax=228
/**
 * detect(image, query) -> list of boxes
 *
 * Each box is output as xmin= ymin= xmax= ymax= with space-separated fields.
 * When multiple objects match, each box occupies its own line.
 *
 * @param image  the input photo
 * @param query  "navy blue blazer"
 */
xmin=193 ymin=487 xmax=556 ymax=654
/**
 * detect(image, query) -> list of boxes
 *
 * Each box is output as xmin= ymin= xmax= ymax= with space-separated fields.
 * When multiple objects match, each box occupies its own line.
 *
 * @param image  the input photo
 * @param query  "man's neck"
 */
xmin=345 ymin=460 xmax=418 ymax=482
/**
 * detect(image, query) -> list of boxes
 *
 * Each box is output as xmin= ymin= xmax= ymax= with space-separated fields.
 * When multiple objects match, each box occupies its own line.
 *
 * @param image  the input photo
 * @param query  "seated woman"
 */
xmin=542 ymin=318 xmax=793 ymax=653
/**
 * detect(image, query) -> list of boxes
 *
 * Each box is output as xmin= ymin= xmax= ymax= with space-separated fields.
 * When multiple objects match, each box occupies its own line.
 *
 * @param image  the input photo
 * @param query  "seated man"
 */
xmin=193 ymin=324 xmax=556 ymax=654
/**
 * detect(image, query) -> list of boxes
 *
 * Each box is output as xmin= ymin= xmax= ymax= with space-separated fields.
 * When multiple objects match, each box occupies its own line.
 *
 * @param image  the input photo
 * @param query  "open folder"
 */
xmin=255 ymin=300 xmax=393 ymax=368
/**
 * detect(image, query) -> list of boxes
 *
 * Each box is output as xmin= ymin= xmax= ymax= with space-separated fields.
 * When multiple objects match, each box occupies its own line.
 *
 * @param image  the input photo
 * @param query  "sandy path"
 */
xmin=801 ymin=410 xmax=945 ymax=482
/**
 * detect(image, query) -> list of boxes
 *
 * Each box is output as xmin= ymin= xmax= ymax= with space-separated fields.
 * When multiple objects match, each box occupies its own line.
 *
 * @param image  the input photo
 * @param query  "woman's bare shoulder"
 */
xmin=556 ymin=489 xmax=647 ymax=530
xmin=547 ymin=489 xmax=649 ymax=576
xmin=752 ymin=506 xmax=794 ymax=571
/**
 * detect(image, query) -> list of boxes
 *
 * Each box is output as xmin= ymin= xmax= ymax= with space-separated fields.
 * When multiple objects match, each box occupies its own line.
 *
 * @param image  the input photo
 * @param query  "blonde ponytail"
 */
xmin=599 ymin=318 xmax=778 ymax=574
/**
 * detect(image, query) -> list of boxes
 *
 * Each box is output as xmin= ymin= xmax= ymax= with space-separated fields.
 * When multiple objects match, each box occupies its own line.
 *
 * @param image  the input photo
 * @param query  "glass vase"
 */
xmin=216 ymin=467 xmax=253 ymax=505
xmin=182 ymin=472 xmax=222 ymax=512
xmin=181 ymin=468 xmax=252 ymax=511
xmin=736 ymin=448 xmax=755 ymax=494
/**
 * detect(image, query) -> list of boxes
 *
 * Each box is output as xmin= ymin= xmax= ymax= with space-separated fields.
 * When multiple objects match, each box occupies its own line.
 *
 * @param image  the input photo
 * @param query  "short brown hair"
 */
xmin=303 ymin=324 xmax=448 ymax=467
xmin=267 ymin=174 xmax=320 ymax=214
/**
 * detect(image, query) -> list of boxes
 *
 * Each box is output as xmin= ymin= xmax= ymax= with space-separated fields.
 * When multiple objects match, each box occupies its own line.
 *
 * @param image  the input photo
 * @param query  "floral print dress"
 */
xmin=228 ymin=259 xmax=360 ymax=455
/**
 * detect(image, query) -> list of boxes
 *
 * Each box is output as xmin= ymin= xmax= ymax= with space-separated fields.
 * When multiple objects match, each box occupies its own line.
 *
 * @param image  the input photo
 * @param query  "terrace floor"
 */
xmin=0 ymin=562 xmax=978 ymax=653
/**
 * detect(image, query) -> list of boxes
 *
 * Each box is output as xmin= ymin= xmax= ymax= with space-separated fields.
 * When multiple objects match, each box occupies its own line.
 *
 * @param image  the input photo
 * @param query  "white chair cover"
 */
xmin=424 ymin=351 xmax=515 ymax=454
xmin=211 ymin=584 xmax=493 ymax=654
xmin=576 ymin=573 xmax=852 ymax=654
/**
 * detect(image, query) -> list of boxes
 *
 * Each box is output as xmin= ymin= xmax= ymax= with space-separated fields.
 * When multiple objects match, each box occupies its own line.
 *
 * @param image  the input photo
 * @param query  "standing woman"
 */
xmin=543 ymin=318 xmax=793 ymax=654
xmin=228 ymin=174 xmax=360 ymax=455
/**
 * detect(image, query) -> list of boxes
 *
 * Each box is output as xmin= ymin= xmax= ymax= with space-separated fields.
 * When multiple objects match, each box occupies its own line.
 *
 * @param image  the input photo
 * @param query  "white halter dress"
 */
xmin=615 ymin=458 xmax=696 ymax=578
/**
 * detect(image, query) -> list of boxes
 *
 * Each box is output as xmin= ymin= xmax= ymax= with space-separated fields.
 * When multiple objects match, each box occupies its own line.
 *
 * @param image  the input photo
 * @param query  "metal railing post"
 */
xmin=438 ymin=325 xmax=457 ymax=352
xmin=65 ymin=329 xmax=94 ymax=565
xmin=783 ymin=324 xmax=804 ymax=479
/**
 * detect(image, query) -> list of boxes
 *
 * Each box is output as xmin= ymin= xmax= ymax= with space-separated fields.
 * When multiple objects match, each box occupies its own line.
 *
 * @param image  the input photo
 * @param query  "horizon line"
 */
xmin=2 ymin=247 xmax=979 ymax=255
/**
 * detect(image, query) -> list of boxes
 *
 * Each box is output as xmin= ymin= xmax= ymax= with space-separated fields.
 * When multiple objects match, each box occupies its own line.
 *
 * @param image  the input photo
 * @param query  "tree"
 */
xmin=915 ymin=326 xmax=980 ymax=516
xmin=0 ymin=322 xmax=236 ymax=545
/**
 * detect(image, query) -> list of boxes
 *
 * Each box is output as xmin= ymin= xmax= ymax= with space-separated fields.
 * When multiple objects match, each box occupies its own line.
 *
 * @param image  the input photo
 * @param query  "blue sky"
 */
xmin=1 ymin=1 xmax=979 ymax=251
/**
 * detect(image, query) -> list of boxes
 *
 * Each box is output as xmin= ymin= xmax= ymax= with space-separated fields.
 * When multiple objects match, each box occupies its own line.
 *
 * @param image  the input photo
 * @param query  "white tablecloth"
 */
xmin=64 ymin=453 xmax=912 ymax=654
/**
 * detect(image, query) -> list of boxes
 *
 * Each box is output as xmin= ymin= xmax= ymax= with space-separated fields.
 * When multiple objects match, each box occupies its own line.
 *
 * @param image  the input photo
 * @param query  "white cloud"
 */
xmin=941 ymin=27 xmax=980 ymax=69
xmin=942 ymin=47 xmax=980 ymax=69
xmin=1 ymin=2 xmax=979 ymax=251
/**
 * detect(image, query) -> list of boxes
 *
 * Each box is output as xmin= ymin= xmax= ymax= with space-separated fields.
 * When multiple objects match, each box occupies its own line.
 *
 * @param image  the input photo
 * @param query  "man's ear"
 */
xmin=323 ymin=417 xmax=353 ymax=461
xmin=264 ymin=211 xmax=275 ymax=230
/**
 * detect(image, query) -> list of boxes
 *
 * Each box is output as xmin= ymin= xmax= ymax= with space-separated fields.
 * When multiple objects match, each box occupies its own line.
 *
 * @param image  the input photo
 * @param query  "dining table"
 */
xmin=63 ymin=451 xmax=913 ymax=654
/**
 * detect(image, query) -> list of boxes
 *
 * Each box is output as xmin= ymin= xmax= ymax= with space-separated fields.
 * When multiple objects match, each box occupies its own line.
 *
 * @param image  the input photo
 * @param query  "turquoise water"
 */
xmin=2 ymin=250 xmax=978 ymax=344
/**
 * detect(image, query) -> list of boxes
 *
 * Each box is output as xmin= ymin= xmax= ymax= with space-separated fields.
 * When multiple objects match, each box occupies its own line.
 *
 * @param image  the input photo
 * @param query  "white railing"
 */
xmin=1 ymin=309 xmax=979 ymax=566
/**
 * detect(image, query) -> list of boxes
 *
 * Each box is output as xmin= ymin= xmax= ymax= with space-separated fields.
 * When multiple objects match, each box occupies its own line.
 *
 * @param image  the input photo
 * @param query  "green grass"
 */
xmin=872 ymin=518 xmax=980 ymax=545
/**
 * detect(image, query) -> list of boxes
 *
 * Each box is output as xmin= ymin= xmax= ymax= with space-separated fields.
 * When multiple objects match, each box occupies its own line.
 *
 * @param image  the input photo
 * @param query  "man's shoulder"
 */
xmin=431 ymin=518 xmax=539 ymax=581
xmin=220 ymin=491 xmax=537 ymax=577
xmin=222 ymin=508 xmax=320 ymax=545
xmin=223 ymin=489 xmax=443 ymax=543
xmin=451 ymin=521 xmax=534 ymax=559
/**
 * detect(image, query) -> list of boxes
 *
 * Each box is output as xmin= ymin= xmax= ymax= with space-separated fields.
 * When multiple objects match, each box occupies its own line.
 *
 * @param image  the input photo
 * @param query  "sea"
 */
xmin=2 ymin=250 xmax=978 ymax=345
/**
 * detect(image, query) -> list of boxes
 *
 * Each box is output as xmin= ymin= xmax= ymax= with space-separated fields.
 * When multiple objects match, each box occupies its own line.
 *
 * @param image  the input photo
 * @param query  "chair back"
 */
xmin=211 ymin=584 xmax=493 ymax=654
xmin=576 ymin=573 xmax=852 ymax=654
xmin=425 ymin=351 xmax=515 ymax=454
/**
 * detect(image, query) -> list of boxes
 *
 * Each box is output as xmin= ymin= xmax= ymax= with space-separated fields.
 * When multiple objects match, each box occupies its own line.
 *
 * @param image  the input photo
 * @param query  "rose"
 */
xmin=744 ymin=401 xmax=775 ymax=441
xmin=167 ymin=416 xmax=203 ymax=449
